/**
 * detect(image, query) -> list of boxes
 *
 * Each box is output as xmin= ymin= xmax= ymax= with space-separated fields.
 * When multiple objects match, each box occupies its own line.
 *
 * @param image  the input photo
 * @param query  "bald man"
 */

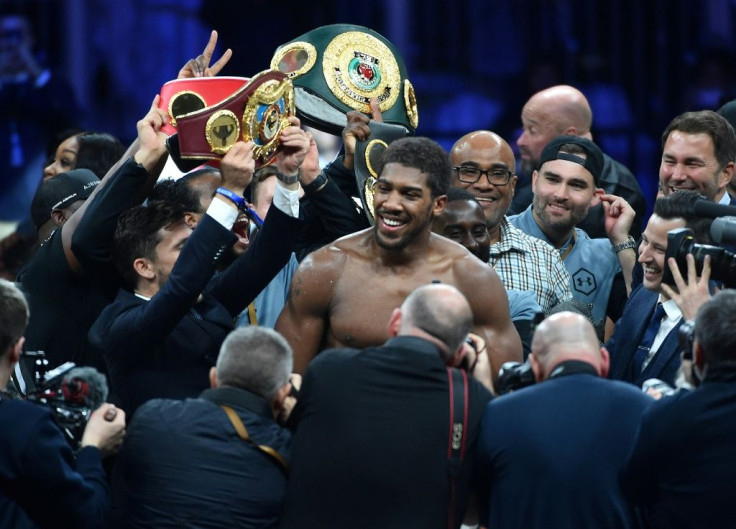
xmin=475 ymin=312 xmax=653 ymax=529
xmin=512 ymin=85 xmax=646 ymax=239
xmin=280 ymin=284 xmax=493 ymax=529
xmin=450 ymin=130 xmax=571 ymax=314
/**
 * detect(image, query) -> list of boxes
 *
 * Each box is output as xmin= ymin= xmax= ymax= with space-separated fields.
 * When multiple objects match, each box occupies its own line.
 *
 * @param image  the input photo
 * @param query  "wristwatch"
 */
xmin=612 ymin=236 xmax=636 ymax=253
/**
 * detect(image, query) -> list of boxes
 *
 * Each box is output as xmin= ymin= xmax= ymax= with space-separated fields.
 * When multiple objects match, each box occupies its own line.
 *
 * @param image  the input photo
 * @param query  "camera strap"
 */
xmin=446 ymin=366 xmax=468 ymax=529
xmin=220 ymin=405 xmax=289 ymax=475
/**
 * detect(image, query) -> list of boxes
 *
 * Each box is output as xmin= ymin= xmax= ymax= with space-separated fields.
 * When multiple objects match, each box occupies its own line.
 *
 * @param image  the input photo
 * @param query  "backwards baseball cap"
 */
xmin=539 ymin=135 xmax=604 ymax=186
xmin=31 ymin=168 xmax=100 ymax=229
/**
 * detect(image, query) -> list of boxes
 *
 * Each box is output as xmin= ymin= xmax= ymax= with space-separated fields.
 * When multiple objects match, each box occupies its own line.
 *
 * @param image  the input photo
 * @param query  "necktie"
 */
xmin=630 ymin=302 xmax=666 ymax=377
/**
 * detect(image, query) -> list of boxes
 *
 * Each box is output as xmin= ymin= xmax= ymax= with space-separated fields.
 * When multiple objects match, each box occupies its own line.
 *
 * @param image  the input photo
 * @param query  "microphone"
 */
xmin=61 ymin=367 xmax=109 ymax=410
xmin=693 ymin=200 xmax=736 ymax=219
xmin=710 ymin=216 xmax=736 ymax=245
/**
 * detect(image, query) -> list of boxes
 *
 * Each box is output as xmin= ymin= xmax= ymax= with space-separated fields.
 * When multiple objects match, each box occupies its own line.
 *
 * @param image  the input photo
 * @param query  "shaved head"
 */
xmin=518 ymin=85 xmax=593 ymax=173
xmin=530 ymin=311 xmax=606 ymax=380
xmin=450 ymin=130 xmax=518 ymax=233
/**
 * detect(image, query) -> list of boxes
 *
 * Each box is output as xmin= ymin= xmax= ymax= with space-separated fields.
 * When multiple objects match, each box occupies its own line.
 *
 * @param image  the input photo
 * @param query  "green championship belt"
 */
xmin=271 ymin=24 xmax=418 ymax=135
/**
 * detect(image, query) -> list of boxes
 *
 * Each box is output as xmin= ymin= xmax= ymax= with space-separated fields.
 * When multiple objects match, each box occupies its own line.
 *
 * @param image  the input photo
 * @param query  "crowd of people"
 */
xmin=2 ymin=14 xmax=736 ymax=529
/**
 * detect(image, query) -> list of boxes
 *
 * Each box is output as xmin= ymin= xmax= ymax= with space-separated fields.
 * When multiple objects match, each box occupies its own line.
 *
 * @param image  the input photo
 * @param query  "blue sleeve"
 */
xmin=10 ymin=407 xmax=109 ymax=529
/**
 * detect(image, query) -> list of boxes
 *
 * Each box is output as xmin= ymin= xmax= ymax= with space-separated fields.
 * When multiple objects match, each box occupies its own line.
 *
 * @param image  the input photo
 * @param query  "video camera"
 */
xmin=664 ymin=227 xmax=736 ymax=288
xmin=11 ymin=351 xmax=108 ymax=449
xmin=662 ymin=200 xmax=736 ymax=288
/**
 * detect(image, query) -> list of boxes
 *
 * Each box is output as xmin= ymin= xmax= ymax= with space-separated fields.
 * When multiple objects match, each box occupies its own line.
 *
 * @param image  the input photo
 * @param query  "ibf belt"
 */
xmin=158 ymin=76 xmax=250 ymax=136
xmin=270 ymin=24 xmax=418 ymax=135
xmin=173 ymin=69 xmax=295 ymax=168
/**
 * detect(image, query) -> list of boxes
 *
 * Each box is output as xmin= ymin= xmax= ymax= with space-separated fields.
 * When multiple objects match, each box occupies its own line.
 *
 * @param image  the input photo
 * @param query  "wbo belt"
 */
xmin=167 ymin=69 xmax=295 ymax=170
xmin=158 ymin=76 xmax=250 ymax=136
xmin=271 ymin=24 xmax=418 ymax=135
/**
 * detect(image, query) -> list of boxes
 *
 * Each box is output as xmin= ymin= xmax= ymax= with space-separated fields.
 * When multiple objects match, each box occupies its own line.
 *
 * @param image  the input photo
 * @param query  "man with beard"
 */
xmin=511 ymin=85 xmax=646 ymax=239
xmin=509 ymin=136 xmax=636 ymax=332
xmin=275 ymin=137 xmax=522 ymax=389
xmin=449 ymin=130 xmax=571 ymax=314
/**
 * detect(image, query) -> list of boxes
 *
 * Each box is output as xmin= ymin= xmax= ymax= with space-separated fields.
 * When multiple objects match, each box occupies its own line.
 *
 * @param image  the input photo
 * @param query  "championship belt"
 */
xmin=270 ymin=24 xmax=418 ymax=135
xmin=158 ymin=76 xmax=250 ymax=136
xmin=354 ymin=121 xmax=410 ymax=224
xmin=171 ymin=69 xmax=295 ymax=169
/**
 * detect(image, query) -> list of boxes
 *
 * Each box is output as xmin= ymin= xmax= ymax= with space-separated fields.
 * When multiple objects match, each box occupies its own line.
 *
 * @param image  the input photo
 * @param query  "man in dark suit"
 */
xmin=89 ymin=126 xmax=308 ymax=415
xmin=606 ymin=191 xmax=713 ymax=387
xmin=476 ymin=310 xmax=653 ymax=529
xmin=0 ymin=279 xmax=126 ymax=529
xmin=621 ymin=290 xmax=736 ymax=528
xmin=279 ymin=284 xmax=492 ymax=529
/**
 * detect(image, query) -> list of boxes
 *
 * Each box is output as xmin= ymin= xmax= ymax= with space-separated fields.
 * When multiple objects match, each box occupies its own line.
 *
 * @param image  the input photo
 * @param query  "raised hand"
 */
xmin=177 ymin=30 xmax=233 ymax=79
xmin=134 ymin=95 xmax=169 ymax=170
xmin=342 ymin=98 xmax=383 ymax=170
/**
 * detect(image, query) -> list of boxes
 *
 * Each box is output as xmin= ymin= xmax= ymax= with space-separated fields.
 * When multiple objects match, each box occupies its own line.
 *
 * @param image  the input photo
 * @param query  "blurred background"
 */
xmin=5 ymin=0 xmax=736 ymax=214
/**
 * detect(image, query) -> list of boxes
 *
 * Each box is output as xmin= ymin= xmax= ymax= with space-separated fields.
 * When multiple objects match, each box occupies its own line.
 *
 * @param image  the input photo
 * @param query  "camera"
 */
xmin=663 ymin=227 xmax=736 ymax=288
xmin=11 ymin=351 xmax=107 ymax=449
xmin=496 ymin=361 xmax=536 ymax=394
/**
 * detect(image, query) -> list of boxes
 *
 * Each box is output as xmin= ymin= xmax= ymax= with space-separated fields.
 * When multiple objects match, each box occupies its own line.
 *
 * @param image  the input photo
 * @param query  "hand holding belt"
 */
xmin=170 ymin=69 xmax=295 ymax=169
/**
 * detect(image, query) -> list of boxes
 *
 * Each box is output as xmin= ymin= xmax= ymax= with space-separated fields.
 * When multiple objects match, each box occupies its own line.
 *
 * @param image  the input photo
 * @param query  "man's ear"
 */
xmin=590 ymin=187 xmax=604 ymax=207
xmin=184 ymin=212 xmax=199 ymax=229
xmin=531 ymin=170 xmax=540 ymax=190
xmin=693 ymin=341 xmax=707 ymax=379
xmin=387 ymin=308 xmax=402 ymax=337
xmin=529 ymin=353 xmax=544 ymax=382
xmin=599 ymin=346 xmax=610 ymax=378
xmin=509 ymin=174 xmax=518 ymax=198
xmin=50 ymin=209 xmax=66 ymax=227
xmin=271 ymin=383 xmax=291 ymax=417
xmin=133 ymin=258 xmax=155 ymax=280
xmin=209 ymin=366 xmax=218 ymax=389
xmin=719 ymin=161 xmax=735 ymax=191
xmin=432 ymin=194 xmax=447 ymax=217
xmin=8 ymin=337 xmax=24 ymax=368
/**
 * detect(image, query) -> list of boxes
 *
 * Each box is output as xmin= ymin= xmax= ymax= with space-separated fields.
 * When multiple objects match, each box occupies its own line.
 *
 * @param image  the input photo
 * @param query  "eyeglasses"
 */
xmin=454 ymin=166 xmax=513 ymax=186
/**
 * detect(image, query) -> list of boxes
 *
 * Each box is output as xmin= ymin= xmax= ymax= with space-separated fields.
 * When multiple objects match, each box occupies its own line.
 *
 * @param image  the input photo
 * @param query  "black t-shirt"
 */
xmin=280 ymin=336 xmax=492 ymax=529
xmin=17 ymin=230 xmax=110 ymax=370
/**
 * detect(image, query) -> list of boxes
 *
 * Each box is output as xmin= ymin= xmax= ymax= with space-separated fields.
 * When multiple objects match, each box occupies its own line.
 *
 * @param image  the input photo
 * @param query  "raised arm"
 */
xmin=602 ymin=193 xmax=636 ymax=295
xmin=456 ymin=257 xmax=523 ymax=393
xmin=275 ymin=247 xmax=343 ymax=374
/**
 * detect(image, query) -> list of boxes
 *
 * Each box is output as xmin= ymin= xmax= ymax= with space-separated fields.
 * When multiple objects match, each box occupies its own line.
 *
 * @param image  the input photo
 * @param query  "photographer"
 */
xmin=476 ymin=312 xmax=653 ymax=529
xmin=0 ymin=279 xmax=125 ymax=529
xmin=621 ymin=290 xmax=736 ymax=528
xmin=279 ymin=284 xmax=492 ymax=529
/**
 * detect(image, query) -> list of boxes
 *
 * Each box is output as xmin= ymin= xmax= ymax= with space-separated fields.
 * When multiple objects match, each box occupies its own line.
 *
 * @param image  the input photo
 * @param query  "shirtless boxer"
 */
xmin=275 ymin=136 xmax=522 ymax=388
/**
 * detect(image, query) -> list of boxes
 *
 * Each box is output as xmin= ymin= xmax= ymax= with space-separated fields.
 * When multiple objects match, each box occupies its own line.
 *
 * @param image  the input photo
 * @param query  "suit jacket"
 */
xmin=0 ymin=399 xmax=108 ymax=529
xmin=606 ymin=285 xmax=683 ymax=386
xmin=477 ymin=372 xmax=653 ymax=529
xmin=621 ymin=366 xmax=736 ymax=528
xmin=89 ymin=207 xmax=300 ymax=414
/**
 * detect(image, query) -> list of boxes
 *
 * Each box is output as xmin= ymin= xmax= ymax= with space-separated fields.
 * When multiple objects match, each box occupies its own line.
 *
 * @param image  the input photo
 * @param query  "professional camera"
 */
xmin=664 ymin=227 xmax=736 ymax=288
xmin=11 ymin=351 xmax=108 ymax=449
xmin=496 ymin=361 xmax=536 ymax=394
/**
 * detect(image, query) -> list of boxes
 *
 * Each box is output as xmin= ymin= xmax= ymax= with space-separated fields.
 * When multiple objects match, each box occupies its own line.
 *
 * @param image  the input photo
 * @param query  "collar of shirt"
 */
xmin=200 ymin=386 xmax=274 ymax=419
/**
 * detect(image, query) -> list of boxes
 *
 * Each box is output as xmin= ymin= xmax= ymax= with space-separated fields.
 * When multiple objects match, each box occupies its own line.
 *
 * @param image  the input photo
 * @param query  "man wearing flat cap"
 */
xmin=509 ymin=136 xmax=637 ymax=337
